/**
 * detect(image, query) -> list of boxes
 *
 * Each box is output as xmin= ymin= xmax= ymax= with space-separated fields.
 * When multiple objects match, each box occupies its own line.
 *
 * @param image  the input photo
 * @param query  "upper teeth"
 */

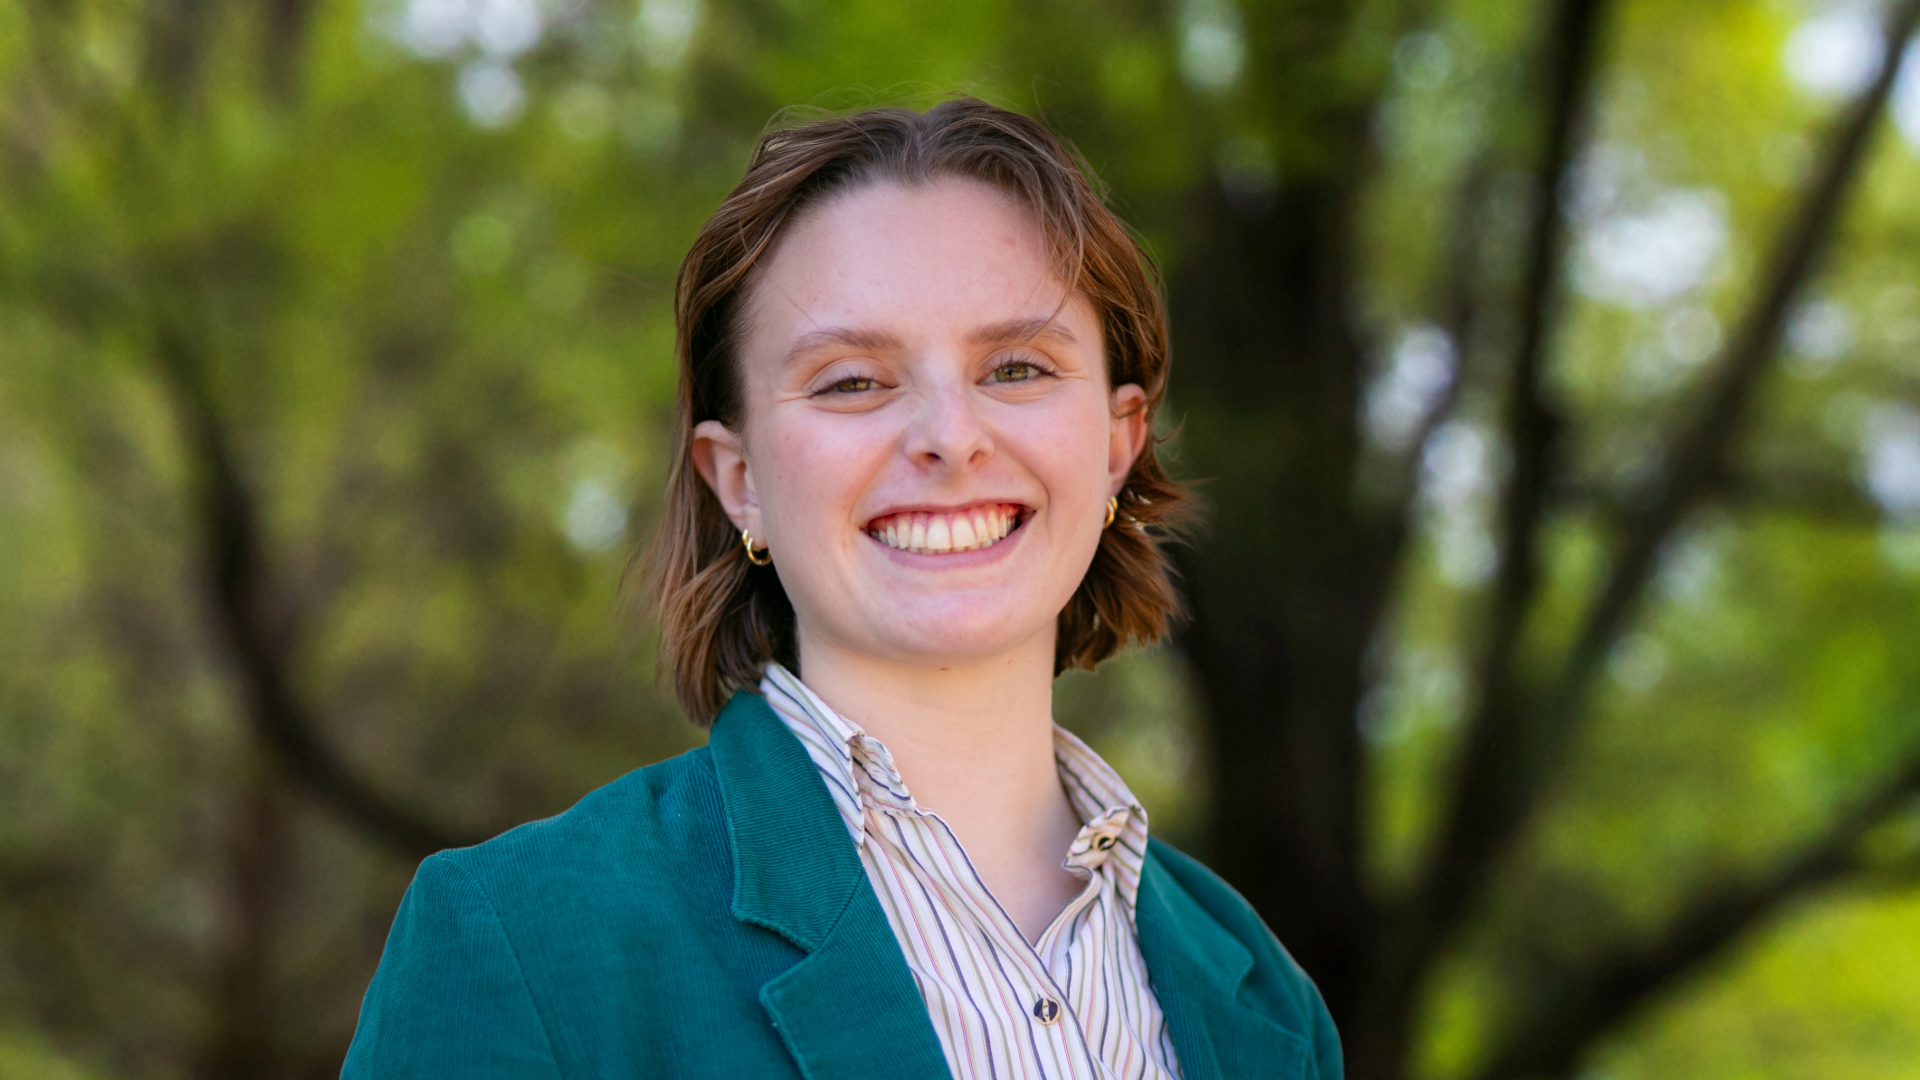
xmin=869 ymin=505 xmax=1019 ymax=554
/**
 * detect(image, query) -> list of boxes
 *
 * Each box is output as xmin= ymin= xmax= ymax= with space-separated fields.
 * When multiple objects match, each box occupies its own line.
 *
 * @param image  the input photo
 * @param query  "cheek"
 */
xmin=757 ymin=410 xmax=888 ymax=532
xmin=1013 ymin=397 xmax=1116 ymax=494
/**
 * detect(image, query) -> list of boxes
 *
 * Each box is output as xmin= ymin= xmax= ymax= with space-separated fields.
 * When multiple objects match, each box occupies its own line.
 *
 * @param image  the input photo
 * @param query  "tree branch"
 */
xmin=1469 ymin=744 xmax=1920 ymax=1080
xmin=1382 ymin=155 xmax=1493 ymax=529
xmin=1405 ymin=0 xmax=1920 ymax=988
xmin=1549 ymin=0 xmax=1920 ymax=723
xmin=1390 ymin=0 xmax=1613 ymax=987
xmin=1557 ymin=463 xmax=1891 ymax=526
xmin=1379 ymin=0 xmax=1501 ymax=503
xmin=1422 ymin=156 xmax=1495 ymax=454
xmin=153 ymin=322 xmax=479 ymax=858
xmin=1853 ymin=850 xmax=1920 ymax=892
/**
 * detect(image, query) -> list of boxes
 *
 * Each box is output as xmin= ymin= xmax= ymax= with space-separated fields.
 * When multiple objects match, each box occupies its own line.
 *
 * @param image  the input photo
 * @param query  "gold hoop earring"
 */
xmin=1103 ymin=496 xmax=1118 ymax=529
xmin=741 ymin=528 xmax=772 ymax=566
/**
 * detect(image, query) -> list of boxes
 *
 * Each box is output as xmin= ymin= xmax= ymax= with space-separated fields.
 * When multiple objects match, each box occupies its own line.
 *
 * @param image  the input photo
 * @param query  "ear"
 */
xmin=691 ymin=420 xmax=763 ymax=540
xmin=1107 ymin=383 xmax=1150 ymax=496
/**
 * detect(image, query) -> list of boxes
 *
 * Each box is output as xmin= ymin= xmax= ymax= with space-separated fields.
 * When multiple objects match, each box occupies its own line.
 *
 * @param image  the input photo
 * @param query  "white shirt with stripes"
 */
xmin=760 ymin=663 xmax=1184 ymax=1080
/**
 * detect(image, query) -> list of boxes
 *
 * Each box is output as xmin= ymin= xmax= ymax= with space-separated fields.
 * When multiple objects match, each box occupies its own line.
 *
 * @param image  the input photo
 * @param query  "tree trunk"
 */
xmin=1169 ymin=166 xmax=1399 ymax=1073
xmin=200 ymin=751 xmax=290 ymax=1079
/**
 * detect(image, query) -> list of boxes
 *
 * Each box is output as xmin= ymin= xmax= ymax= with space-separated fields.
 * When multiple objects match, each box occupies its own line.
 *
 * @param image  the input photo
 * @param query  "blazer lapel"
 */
xmin=1136 ymin=846 xmax=1312 ymax=1080
xmin=708 ymin=691 xmax=953 ymax=1080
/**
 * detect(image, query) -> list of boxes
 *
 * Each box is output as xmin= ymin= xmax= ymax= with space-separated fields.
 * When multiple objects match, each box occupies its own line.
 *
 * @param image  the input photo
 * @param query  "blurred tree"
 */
xmin=2 ymin=0 xmax=1920 ymax=1078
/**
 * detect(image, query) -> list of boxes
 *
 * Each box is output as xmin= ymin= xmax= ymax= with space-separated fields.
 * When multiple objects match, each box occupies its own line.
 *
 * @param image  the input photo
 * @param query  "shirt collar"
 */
xmin=759 ymin=662 xmax=1152 ymax=911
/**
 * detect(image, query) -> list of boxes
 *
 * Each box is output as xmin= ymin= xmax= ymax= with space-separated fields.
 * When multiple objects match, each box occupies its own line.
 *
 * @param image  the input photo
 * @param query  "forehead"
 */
xmin=741 ymin=177 xmax=1089 ymax=351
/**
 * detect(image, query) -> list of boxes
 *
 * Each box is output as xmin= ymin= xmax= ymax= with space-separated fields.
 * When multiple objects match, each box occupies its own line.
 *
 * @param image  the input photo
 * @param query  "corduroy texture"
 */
xmin=342 ymin=692 xmax=1343 ymax=1080
xmin=635 ymin=97 xmax=1193 ymax=725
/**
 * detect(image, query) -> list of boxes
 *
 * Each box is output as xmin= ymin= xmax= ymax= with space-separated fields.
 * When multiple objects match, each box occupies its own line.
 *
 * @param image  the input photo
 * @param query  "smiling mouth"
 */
xmin=867 ymin=504 xmax=1025 ymax=555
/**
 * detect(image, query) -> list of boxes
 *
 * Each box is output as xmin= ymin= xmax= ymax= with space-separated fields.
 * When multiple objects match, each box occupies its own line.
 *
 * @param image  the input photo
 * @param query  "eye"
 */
xmin=817 ymin=375 xmax=878 ymax=395
xmin=989 ymin=359 xmax=1051 ymax=384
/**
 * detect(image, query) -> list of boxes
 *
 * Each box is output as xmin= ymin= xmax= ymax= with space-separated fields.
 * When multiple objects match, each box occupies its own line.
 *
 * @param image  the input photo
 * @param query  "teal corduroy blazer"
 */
xmin=343 ymin=691 xmax=1343 ymax=1079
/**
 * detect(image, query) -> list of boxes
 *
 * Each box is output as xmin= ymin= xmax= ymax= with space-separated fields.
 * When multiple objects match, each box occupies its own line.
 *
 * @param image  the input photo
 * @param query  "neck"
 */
xmin=795 ymin=629 xmax=1058 ymax=786
xmin=792 ymin=625 xmax=1085 ymax=942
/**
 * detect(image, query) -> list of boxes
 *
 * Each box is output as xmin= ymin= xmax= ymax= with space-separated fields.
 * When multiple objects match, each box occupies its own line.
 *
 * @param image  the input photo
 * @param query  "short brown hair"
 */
xmin=637 ymin=97 xmax=1190 ymax=724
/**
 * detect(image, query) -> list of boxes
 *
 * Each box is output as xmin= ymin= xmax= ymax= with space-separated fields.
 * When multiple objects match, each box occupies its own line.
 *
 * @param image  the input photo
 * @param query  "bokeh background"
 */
xmin=4 ymin=0 xmax=1920 ymax=1076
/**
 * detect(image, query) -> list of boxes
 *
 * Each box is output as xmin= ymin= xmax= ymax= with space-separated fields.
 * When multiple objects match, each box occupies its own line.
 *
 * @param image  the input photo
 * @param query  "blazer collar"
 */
xmin=707 ymin=690 xmax=954 ymax=1080
xmin=708 ymin=690 xmax=1307 ymax=1080
xmin=1136 ymin=843 xmax=1313 ymax=1080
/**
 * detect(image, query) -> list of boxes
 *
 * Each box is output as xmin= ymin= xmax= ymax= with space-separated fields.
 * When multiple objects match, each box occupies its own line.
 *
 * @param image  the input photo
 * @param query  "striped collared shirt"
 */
xmin=761 ymin=663 xmax=1183 ymax=1080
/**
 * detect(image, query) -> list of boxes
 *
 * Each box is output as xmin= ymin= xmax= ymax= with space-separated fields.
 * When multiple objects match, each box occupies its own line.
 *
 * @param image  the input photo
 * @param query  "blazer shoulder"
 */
xmin=344 ymin=852 xmax=563 ymax=1078
xmin=434 ymin=744 xmax=724 ymax=903
xmin=347 ymin=745 xmax=745 ymax=1074
xmin=1145 ymin=838 xmax=1345 ymax=1080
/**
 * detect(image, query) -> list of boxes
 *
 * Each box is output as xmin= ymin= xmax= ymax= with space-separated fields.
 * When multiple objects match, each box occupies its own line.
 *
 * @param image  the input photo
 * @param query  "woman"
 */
xmin=344 ymin=97 xmax=1341 ymax=1080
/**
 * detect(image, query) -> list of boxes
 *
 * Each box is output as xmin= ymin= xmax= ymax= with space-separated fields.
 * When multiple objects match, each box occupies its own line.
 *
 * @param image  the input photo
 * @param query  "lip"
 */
xmin=862 ymin=499 xmax=1030 ymax=528
xmin=862 ymin=501 xmax=1033 ymax=567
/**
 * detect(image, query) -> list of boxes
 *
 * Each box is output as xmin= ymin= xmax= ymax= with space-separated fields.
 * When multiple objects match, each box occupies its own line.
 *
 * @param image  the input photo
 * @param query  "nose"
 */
xmin=902 ymin=374 xmax=993 ymax=470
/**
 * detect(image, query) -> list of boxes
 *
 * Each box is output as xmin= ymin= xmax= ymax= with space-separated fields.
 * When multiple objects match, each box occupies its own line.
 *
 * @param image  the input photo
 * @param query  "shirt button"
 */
xmin=1032 ymin=996 xmax=1062 ymax=1025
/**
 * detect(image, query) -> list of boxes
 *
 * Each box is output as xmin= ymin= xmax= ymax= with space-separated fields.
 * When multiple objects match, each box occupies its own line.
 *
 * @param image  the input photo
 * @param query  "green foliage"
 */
xmin=2 ymin=0 xmax=1918 ymax=1076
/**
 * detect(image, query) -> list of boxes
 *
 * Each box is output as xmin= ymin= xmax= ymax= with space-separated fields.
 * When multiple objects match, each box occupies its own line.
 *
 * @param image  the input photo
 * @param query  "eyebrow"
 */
xmin=968 ymin=317 xmax=1079 ymax=350
xmin=783 ymin=327 xmax=905 ymax=366
xmin=781 ymin=317 xmax=1080 ymax=368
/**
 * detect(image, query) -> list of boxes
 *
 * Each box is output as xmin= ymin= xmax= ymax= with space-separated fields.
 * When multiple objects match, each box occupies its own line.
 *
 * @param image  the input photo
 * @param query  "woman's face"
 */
xmin=692 ymin=177 xmax=1148 ymax=672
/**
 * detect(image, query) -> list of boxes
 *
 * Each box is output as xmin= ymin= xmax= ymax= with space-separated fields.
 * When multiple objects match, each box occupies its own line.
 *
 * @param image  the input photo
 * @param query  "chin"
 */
xmin=870 ymin=598 xmax=1052 ymax=666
